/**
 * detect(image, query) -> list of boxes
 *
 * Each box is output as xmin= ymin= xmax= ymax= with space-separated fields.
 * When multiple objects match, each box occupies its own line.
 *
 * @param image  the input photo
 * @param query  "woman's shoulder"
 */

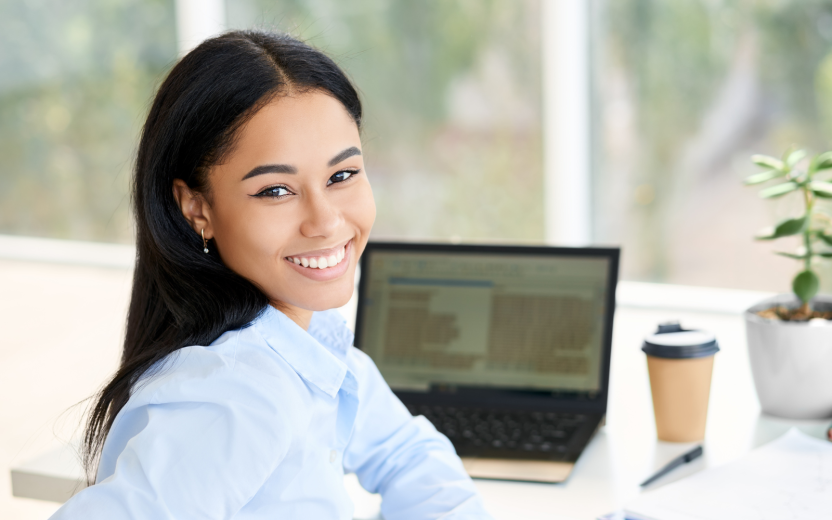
xmin=126 ymin=324 xmax=300 ymax=409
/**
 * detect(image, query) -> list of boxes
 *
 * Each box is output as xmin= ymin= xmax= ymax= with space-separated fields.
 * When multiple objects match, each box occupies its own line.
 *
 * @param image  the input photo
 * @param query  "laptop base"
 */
xmin=462 ymin=457 xmax=575 ymax=483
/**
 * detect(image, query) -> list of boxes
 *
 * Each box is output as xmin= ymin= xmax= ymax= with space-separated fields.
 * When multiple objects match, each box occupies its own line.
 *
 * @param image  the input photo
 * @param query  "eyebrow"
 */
xmin=241 ymin=146 xmax=362 ymax=181
xmin=242 ymin=163 xmax=297 ymax=180
xmin=328 ymin=146 xmax=362 ymax=167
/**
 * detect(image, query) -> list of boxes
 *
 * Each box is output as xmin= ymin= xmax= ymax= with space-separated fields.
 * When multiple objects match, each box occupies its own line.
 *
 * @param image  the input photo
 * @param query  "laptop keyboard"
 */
xmin=407 ymin=405 xmax=587 ymax=457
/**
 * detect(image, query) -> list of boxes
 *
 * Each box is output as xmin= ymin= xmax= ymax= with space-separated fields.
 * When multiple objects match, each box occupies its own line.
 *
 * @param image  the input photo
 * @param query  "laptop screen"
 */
xmin=356 ymin=245 xmax=614 ymax=397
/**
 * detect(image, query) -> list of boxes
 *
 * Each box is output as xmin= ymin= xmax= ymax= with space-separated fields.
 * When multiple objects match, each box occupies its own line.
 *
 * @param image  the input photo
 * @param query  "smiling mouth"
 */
xmin=286 ymin=243 xmax=348 ymax=270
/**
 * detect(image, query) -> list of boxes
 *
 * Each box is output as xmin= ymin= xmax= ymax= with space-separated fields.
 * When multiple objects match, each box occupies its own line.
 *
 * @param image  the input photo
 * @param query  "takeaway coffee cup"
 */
xmin=642 ymin=322 xmax=720 ymax=442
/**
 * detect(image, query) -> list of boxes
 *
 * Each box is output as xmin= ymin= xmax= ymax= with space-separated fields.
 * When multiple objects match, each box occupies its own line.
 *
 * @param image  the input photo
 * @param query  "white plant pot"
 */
xmin=745 ymin=294 xmax=832 ymax=419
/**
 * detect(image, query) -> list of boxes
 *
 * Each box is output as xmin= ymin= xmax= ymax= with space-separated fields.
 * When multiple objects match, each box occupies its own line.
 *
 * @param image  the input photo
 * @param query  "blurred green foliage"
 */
xmin=0 ymin=0 xmax=175 ymax=242
xmin=595 ymin=0 xmax=832 ymax=286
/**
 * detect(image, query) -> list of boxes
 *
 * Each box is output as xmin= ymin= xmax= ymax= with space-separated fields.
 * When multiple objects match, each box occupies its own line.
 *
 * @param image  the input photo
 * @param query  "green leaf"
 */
xmin=787 ymin=149 xmax=807 ymax=167
xmin=816 ymin=252 xmax=832 ymax=258
xmin=809 ymin=181 xmax=832 ymax=198
xmin=816 ymin=151 xmax=832 ymax=170
xmin=752 ymin=154 xmax=785 ymax=171
xmin=744 ymin=169 xmax=784 ymax=185
xmin=756 ymin=216 xmax=807 ymax=240
xmin=773 ymin=216 xmax=807 ymax=237
xmin=776 ymin=251 xmax=808 ymax=260
xmin=759 ymin=182 xmax=799 ymax=198
xmin=820 ymin=234 xmax=832 ymax=247
xmin=793 ymin=270 xmax=820 ymax=304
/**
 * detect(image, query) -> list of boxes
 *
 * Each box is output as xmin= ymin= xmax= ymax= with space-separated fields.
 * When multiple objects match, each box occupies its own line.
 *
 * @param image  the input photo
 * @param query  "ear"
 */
xmin=172 ymin=179 xmax=213 ymax=239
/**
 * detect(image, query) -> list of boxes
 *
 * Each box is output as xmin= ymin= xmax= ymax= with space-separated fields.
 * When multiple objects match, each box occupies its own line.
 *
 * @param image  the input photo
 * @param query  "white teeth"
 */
xmin=291 ymin=244 xmax=348 ymax=269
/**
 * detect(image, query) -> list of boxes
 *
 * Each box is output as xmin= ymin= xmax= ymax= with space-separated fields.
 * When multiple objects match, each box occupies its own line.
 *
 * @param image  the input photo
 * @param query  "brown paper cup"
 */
xmin=646 ymin=354 xmax=714 ymax=442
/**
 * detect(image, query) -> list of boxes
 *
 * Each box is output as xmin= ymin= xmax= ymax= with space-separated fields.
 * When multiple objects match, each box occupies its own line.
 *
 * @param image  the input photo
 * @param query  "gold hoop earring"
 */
xmin=202 ymin=229 xmax=209 ymax=254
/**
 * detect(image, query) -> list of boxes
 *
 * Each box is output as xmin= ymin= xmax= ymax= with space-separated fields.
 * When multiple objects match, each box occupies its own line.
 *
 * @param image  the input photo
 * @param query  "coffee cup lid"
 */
xmin=642 ymin=322 xmax=719 ymax=359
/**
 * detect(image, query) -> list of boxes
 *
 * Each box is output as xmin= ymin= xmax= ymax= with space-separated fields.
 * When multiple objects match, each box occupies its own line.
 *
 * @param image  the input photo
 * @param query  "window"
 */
xmin=9 ymin=0 xmax=824 ymax=294
xmin=592 ymin=0 xmax=832 ymax=291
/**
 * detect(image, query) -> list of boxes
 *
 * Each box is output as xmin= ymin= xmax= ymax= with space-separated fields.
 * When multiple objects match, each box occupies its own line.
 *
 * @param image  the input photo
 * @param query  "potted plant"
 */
xmin=744 ymin=148 xmax=832 ymax=419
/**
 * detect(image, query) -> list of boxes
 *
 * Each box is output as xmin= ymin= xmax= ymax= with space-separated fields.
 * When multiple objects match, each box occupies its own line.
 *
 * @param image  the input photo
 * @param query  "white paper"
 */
xmin=624 ymin=429 xmax=832 ymax=520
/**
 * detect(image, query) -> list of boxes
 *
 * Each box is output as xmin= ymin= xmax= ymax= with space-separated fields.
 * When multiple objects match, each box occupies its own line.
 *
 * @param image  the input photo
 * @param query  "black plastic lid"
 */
xmin=641 ymin=322 xmax=720 ymax=359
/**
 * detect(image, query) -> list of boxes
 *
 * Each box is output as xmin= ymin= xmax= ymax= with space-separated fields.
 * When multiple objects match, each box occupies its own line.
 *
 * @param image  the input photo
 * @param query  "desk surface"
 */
xmin=9 ymin=299 xmax=831 ymax=520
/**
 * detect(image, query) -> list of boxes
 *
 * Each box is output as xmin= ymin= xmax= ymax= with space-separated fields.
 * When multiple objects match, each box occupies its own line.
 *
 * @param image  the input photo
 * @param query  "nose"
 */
xmin=299 ymin=188 xmax=343 ymax=238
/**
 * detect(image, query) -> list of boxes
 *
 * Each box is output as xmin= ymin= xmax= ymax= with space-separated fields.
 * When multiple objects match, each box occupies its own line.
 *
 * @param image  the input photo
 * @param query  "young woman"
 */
xmin=51 ymin=31 xmax=492 ymax=519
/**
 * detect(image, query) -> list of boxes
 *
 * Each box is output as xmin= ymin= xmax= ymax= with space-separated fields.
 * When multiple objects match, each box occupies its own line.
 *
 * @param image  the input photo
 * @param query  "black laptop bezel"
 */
xmin=354 ymin=241 xmax=620 ymax=416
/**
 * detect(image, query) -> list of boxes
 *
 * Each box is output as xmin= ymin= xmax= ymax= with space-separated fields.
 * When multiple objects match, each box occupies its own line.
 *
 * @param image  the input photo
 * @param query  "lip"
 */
xmin=284 ymin=240 xmax=352 ymax=282
xmin=285 ymin=239 xmax=351 ymax=260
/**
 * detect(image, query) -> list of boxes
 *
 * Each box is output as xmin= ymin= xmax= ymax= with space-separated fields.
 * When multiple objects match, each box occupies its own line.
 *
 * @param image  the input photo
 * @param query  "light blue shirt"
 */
xmin=51 ymin=307 xmax=492 ymax=519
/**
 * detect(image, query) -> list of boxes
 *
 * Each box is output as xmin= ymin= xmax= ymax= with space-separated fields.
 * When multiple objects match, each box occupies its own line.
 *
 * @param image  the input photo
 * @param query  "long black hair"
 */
xmin=82 ymin=30 xmax=362 ymax=483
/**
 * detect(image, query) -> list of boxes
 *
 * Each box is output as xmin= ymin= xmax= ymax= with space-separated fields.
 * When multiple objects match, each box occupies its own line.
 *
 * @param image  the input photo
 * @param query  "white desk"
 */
xmin=10 ymin=302 xmax=831 ymax=519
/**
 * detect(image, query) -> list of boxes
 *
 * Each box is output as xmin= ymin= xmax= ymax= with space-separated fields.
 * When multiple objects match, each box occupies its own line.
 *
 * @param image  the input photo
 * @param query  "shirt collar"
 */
xmin=307 ymin=309 xmax=354 ymax=361
xmin=252 ymin=306 xmax=348 ymax=399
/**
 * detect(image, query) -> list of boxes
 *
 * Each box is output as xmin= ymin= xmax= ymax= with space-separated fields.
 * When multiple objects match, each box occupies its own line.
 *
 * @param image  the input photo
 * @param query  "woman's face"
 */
xmin=175 ymin=91 xmax=375 ymax=327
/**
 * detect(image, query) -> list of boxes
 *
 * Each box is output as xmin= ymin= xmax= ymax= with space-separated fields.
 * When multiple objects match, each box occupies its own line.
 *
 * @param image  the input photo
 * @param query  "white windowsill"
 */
xmin=0 ymin=234 xmax=134 ymax=269
xmin=0 ymin=234 xmax=775 ymax=315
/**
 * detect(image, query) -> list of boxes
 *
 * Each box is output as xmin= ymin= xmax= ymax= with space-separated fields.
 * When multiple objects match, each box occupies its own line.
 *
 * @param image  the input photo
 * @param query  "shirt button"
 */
xmin=329 ymin=449 xmax=337 ymax=463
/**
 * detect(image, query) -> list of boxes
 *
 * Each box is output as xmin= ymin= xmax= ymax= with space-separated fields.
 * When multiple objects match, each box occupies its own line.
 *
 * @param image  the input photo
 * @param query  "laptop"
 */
xmin=354 ymin=242 xmax=620 ymax=483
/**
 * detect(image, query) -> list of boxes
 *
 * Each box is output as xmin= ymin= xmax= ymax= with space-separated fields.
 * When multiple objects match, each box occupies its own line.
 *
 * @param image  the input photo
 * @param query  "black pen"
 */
xmin=640 ymin=445 xmax=704 ymax=487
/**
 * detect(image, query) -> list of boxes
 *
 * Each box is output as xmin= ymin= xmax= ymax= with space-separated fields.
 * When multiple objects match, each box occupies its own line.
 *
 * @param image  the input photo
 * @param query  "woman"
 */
xmin=51 ymin=31 xmax=492 ymax=519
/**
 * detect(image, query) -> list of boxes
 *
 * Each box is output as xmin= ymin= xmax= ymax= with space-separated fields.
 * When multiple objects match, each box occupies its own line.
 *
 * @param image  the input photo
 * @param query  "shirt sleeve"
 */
xmin=342 ymin=348 xmax=494 ymax=520
xmin=49 ymin=360 xmax=289 ymax=520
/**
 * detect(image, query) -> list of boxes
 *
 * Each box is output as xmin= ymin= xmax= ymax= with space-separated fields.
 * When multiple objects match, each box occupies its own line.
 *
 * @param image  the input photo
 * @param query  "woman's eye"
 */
xmin=256 ymin=185 xmax=291 ymax=198
xmin=327 ymin=169 xmax=358 ymax=186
